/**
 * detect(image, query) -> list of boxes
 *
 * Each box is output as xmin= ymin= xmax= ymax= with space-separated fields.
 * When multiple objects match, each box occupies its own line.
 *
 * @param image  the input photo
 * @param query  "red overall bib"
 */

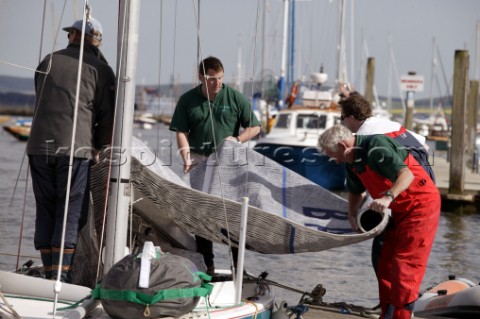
xmin=354 ymin=154 xmax=440 ymax=319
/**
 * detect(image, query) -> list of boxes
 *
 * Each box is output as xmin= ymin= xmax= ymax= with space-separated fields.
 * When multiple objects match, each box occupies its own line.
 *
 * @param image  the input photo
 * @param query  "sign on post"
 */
xmin=400 ymin=75 xmax=424 ymax=92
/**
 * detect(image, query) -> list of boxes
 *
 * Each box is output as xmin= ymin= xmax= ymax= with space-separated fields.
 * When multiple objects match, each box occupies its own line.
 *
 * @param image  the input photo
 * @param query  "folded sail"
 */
xmin=129 ymin=138 xmax=388 ymax=254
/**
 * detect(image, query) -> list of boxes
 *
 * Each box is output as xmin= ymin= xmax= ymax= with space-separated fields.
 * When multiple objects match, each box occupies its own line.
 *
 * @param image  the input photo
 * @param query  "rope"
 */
xmin=0 ymin=61 xmax=44 ymax=73
xmin=306 ymin=302 xmax=380 ymax=319
xmin=0 ymin=289 xmax=21 ymax=319
xmin=242 ymin=299 xmax=260 ymax=319
xmin=38 ymin=0 xmax=47 ymax=64
xmin=155 ymin=0 xmax=164 ymax=155
xmin=14 ymin=161 xmax=29 ymax=272
xmin=4 ymin=0 xmax=68 ymax=275
xmin=0 ymin=292 xmax=96 ymax=318
xmin=164 ymin=0 xmax=178 ymax=161
xmin=0 ymin=290 xmax=91 ymax=318
xmin=192 ymin=0 xmax=237 ymax=279
xmin=0 ymin=252 xmax=40 ymax=260
xmin=190 ymin=0 xmax=263 ymax=280
xmin=95 ymin=0 xmax=129 ymax=283
xmin=243 ymin=0 xmax=262 ymax=162
xmin=53 ymin=4 xmax=91 ymax=312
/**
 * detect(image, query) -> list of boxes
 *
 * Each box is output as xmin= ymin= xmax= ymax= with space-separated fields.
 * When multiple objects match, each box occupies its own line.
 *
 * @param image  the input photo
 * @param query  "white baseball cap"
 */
xmin=63 ymin=17 xmax=103 ymax=41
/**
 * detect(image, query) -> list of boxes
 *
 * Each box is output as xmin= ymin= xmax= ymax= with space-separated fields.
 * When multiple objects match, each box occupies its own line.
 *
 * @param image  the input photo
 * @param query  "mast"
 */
xmin=475 ymin=20 xmax=479 ymax=80
xmin=429 ymin=37 xmax=437 ymax=111
xmin=387 ymin=35 xmax=393 ymax=112
xmin=103 ymin=0 xmax=141 ymax=272
xmin=337 ymin=0 xmax=347 ymax=83
xmin=277 ymin=0 xmax=289 ymax=109
xmin=288 ymin=0 xmax=295 ymax=86
xmin=197 ymin=0 xmax=201 ymax=70
xmin=261 ymin=0 xmax=267 ymax=98
xmin=236 ymin=35 xmax=243 ymax=92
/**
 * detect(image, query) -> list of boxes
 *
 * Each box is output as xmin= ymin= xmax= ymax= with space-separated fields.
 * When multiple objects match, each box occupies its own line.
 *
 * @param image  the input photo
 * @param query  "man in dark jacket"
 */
xmin=27 ymin=17 xmax=115 ymax=283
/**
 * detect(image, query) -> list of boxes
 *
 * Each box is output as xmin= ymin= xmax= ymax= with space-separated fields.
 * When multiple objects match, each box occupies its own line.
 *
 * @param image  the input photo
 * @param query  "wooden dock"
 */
xmin=430 ymin=154 xmax=480 ymax=211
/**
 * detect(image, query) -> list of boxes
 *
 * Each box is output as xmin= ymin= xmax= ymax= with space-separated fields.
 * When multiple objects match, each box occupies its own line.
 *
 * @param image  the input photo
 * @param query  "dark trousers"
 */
xmin=371 ymin=231 xmax=385 ymax=276
xmin=190 ymin=155 xmax=239 ymax=270
xmin=196 ymin=235 xmax=214 ymax=268
xmin=29 ymin=155 xmax=91 ymax=250
xmin=195 ymin=235 xmax=239 ymax=269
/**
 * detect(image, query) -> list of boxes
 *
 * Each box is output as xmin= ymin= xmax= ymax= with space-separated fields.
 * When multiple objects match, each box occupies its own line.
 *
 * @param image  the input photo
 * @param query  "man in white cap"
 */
xmin=62 ymin=17 xmax=104 ymax=46
xmin=27 ymin=17 xmax=115 ymax=283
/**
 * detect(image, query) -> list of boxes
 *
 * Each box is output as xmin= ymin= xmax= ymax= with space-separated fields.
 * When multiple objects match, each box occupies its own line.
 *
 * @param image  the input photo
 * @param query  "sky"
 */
xmin=0 ymin=0 xmax=479 ymax=100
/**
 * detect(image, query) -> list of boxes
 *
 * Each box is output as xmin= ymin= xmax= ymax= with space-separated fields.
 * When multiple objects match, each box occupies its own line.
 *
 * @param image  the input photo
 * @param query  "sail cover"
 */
xmin=129 ymin=137 xmax=388 ymax=254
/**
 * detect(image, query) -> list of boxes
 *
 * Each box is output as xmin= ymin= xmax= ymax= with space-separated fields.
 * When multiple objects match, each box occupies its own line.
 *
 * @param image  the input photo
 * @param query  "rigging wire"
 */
xmin=38 ymin=0 xmax=48 ymax=63
xmin=245 ymin=0 xmax=262 ymax=161
xmin=191 ymin=0 xmax=239 ymax=279
xmin=53 ymin=2 xmax=92 ymax=315
xmin=435 ymin=42 xmax=453 ymax=105
xmin=155 ymin=0 xmax=164 ymax=155
xmin=95 ymin=0 xmax=128 ymax=283
xmin=167 ymin=0 xmax=179 ymax=169
xmin=170 ymin=0 xmax=179 ymax=166
xmin=7 ymin=0 xmax=69 ymax=273
xmin=191 ymin=0 xmax=262 ymax=280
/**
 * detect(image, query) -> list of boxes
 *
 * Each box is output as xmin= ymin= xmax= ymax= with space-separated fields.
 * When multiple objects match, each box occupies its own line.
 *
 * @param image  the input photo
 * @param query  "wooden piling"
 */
xmin=467 ymin=80 xmax=479 ymax=161
xmin=449 ymin=50 xmax=469 ymax=195
xmin=365 ymin=57 xmax=375 ymax=105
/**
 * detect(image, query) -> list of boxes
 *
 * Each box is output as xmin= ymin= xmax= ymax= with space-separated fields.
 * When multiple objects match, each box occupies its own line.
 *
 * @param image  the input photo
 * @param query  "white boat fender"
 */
xmin=356 ymin=194 xmax=391 ymax=233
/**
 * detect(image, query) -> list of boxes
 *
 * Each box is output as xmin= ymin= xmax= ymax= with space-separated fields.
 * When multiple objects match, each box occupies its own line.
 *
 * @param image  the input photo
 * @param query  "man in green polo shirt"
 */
xmin=169 ymin=56 xmax=261 ymax=275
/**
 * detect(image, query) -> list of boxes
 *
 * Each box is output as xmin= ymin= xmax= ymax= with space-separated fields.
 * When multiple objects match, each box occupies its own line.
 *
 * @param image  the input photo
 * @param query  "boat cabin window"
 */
xmin=275 ymin=114 xmax=291 ymax=128
xmin=296 ymin=114 xmax=326 ymax=129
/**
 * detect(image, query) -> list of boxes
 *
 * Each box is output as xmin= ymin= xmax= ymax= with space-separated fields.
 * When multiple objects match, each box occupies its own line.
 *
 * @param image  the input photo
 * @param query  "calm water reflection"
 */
xmin=0 ymin=127 xmax=478 ymax=308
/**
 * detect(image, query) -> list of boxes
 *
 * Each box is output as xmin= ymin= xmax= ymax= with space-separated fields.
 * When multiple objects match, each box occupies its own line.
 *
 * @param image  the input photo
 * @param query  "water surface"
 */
xmin=0 ymin=125 xmax=478 ymax=308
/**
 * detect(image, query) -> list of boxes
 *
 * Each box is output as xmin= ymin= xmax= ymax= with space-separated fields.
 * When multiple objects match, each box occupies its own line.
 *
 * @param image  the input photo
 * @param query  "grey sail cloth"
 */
xmin=129 ymin=137 xmax=389 ymax=254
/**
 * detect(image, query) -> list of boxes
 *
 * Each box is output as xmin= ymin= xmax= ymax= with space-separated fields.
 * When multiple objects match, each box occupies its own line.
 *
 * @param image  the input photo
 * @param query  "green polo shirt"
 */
xmin=346 ymin=135 xmax=409 ymax=194
xmin=169 ymin=84 xmax=260 ymax=156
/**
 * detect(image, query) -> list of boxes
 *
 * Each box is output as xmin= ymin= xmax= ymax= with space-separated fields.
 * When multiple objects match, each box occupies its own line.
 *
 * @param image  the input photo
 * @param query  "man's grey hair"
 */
xmin=317 ymin=124 xmax=353 ymax=153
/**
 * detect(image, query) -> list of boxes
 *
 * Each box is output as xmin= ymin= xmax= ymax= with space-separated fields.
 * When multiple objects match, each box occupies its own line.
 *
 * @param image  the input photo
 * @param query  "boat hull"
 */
xmin=3 ymin=125 xmax=30 ymax=141
xmin=414 ymin=278 xmax=480 ymax=318
xmin=254 ymin=143 xmax=346 ymax=190
xmin=0 ymin=270 xmax=274 ymax=319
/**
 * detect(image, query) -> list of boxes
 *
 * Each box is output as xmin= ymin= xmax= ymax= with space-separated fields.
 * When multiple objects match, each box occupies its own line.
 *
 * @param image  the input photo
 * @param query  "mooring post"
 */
xmin=468 ymin=80 xmax=479 ymax=172
xmin=365 ymin=57 xmax=375 ymax=105
xmin=449 ymin=50 xmax=469 ymax=195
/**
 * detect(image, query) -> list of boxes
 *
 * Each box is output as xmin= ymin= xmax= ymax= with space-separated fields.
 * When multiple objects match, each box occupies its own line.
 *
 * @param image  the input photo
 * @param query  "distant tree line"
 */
xmin=0 ymin=92 xmax=35 ymax=115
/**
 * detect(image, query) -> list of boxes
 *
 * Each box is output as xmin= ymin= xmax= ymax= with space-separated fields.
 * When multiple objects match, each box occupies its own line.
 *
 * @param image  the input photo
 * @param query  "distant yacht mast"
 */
xmin=336 ymin=0 xmax=347 ymax=84
xmin=475 ymin=20 xmax=480 ymax=80
xmin=278 ymin=0 xmax=289 ymax=109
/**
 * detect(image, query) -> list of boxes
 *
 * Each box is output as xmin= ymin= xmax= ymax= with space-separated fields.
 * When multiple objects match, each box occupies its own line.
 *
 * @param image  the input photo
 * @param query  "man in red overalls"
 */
xmin=318 ymin=125 xmax=440 ymax=319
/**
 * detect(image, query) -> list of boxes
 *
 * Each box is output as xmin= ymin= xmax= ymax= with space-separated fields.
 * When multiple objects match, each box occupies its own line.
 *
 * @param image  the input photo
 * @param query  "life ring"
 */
xmin=285 ymin=81 xmax=299 ymax=107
